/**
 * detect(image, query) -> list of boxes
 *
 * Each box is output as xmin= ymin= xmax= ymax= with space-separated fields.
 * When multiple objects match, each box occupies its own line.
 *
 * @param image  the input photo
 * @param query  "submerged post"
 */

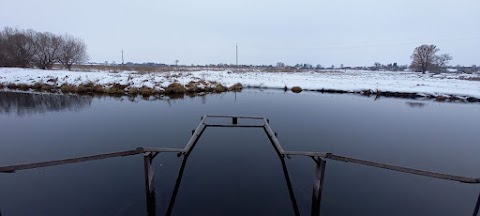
xmin=311 ymin=157 xmax=327 ymax=216
xmin=279 ymin=157 xmax=301 ymax=216
xmin=144 ymin=152 xmax=156 ymax=216
xmin=474 ymin=191 xmax=480 ymax=216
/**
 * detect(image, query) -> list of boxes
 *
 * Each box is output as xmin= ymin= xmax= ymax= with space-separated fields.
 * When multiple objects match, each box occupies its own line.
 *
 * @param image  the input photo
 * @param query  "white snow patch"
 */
xmin=1 ymin=68 xmax=479 ymax=98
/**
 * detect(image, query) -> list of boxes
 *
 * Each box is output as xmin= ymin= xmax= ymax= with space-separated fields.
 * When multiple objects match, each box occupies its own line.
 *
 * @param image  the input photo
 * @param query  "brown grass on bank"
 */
xmin=76 ymin=85 xmax=88 ymax=93
xmin=93 ymin=85 xmax=105 ymax=93
xmin=185 ymin=81 xmax=200 ymax=92
xmin=140 ymin=87 xmax=156 ymax=96
xmin=128 ymin=87 xmax=139 ymax=95
xmin=7 ymin=83 xmax=18 ymax=89
xmin=41 ymin=84 xmax=55 ymax=92
xmin=60 ymin=84 xmax=77 ymax=93
xmin=76 ymin=82 xmax=103 ymax=94
xmin=32 ymin=82 xmax=43 ymax=90
xmin=106 ymin=84 xmax=127 ymax=94
xmin=165 ymin=83 xmax=186 ymax=94
xmin=214 ymin=84 xmax=227 ymax=93
xmin=17 ymin=84 xmax=30 ymax=91
xmin=291 ymin=86 xmax=303 ymax=93
xmin=229 ymin=83 xmax=243 ymax=92
xmin=29 ymin=82 xmax=55 ymax=92
xmin=436 ymin=96 xmax=447 ymax=101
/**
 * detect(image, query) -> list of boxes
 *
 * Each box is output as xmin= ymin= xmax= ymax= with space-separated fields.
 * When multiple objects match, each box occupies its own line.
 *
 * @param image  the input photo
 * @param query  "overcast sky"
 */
xmin=1 ymin=0 xmax=479 ymax=66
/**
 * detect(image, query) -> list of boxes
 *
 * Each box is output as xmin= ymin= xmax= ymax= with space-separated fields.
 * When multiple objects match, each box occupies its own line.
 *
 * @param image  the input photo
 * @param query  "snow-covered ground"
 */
xmin=0 ymin=67 xmax=479 ymax=99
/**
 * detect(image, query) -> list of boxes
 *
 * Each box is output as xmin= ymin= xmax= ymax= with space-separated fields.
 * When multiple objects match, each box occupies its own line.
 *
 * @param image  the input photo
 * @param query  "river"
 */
xmin=0 ymin=90 xmax=479 ymax=215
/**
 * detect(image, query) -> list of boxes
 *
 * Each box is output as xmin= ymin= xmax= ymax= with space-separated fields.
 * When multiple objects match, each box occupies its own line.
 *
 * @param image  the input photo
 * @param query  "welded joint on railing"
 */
xmin=311 ymin=156 xmax=327 ymax=216
xmin=183 ymin=122 xmax=207 ymax=157
xmin=262 ymin=122 xmax=285 ymax=155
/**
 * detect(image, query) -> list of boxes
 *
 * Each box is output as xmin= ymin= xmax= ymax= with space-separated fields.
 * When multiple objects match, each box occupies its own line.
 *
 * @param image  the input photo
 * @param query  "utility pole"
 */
xmin=121 ymin=49 xmax=124 ymax=66
xmin=235 ymin=43 xmax=238 ymax=71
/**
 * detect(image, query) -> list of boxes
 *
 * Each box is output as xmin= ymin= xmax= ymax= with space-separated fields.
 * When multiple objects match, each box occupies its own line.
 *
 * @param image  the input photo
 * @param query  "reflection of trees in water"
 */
xmin=0 ymin=92 xmax=92 ymax=116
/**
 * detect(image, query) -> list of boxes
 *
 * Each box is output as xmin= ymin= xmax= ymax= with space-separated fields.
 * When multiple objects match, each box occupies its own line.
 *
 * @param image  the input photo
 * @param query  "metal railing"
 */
xmin=1 ymin=115 xmax=479 ymax=216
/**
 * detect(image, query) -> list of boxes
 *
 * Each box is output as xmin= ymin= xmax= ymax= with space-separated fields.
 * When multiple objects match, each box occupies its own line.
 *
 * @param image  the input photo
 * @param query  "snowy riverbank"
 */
xmin=1 ymin=67 xmax=479 ymax=101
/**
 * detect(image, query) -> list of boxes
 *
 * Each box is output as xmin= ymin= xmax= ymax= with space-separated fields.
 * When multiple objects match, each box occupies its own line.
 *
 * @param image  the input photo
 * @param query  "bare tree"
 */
xmin=33 ymin=32 xmax=63 ymax=69
xmin=0 ymin=28 xmax=38 ymax=68
xmin=410 ymin=44 xmax=439 ymax=74
xmin=59 ymin=34 xmax=88 ymax=70
xmin=0 ymin=27 xmax=89 ymax=69
xmin=431 ymin=54 xmax=452 ymax=72
xmin=410 ymin=45 xmax=452 ymax=73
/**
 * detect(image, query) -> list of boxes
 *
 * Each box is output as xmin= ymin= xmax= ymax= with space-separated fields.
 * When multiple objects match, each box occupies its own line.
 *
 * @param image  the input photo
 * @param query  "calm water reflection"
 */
xmin=0 ymin=90 xmax=479 ymax=216
xmin=0 ymin=92 xmax=92 ymax=116
xmin=405 ymin=101 xmax=427 ymax=108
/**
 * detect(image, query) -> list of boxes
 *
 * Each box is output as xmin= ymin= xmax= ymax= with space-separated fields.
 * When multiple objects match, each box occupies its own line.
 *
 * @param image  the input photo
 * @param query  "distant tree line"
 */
xmin=371 ymin=62 xmax=408 ymax=71
xmin=0 ymin=27 xmax=88 ymax=70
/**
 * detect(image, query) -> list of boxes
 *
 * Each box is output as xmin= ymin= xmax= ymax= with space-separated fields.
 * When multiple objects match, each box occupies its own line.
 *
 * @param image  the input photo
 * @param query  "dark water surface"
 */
xmin=0 ymin=91 xmax=479 ymax=216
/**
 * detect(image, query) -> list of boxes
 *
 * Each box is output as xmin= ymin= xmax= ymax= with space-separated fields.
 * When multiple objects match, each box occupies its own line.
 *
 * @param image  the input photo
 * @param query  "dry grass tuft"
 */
xmin=165 ymin=83 xmax=186 ymax=94
xmin=60 ymin=84 xmax=77 ymax=93
xmin=41 ymin=84 xmax=55 ymax=92
xmin=112 ymin=83 xmax=128 ymax=90
xmin=291 ymin=86 xmax=303 ymax=93
xmin=32 ymin=82 xmax=43 ymax=90
xmin=106 ymin=87 xmax=124 ymax=94
xmin=229 ymin=83 xmax=243 ymax=92
xmin=185 ymin=81 xmax=199 ymax=92
xmin=128 ymin=87 xmax=139 ymax=95
xmin=140 ymin=87 xmax=156 ymax=96
xmin=436 ymin=96 xmax=447 ymax=102
xmin=93 ymin=85 xmax=105 ymax=93
xmin=7 ymin=83 xmax=18 ymax=89
xmin=74 ymin=82 xmax=97 ymax=94
xmin=17 ymin=84 xmax=31 ymax=91
xmin=76 ymin=85 xmax=88 ymax=93
xmin=105 ymin=83 xmax=127 ymax=94
xmin=214 ymin=84 xmax=227 ymax=93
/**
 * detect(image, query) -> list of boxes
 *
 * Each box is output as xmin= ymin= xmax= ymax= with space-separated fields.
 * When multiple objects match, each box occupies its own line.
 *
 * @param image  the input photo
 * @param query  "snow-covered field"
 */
xmin=0 ymin=67 xmax=479 ymax=99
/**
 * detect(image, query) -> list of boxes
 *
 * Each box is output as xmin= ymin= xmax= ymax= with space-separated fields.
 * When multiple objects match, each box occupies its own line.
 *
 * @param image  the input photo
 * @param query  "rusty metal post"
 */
xmin=311 ymin=157 xmax=327 ymax=216
xmin=474 ymin=191 xmax=480 ymax=216
xmin=279 ymin=157 xmax=301 ymax=216
xmin=166 ymin=155 xmax=190 ymax=216
xmin=144 ymin=152 xmax=156 ymax=216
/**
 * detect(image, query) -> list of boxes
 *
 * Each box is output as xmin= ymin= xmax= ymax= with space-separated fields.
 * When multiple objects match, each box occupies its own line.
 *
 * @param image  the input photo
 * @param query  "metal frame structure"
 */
xmin=1 ymin=115 xmax=479 ymax=216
